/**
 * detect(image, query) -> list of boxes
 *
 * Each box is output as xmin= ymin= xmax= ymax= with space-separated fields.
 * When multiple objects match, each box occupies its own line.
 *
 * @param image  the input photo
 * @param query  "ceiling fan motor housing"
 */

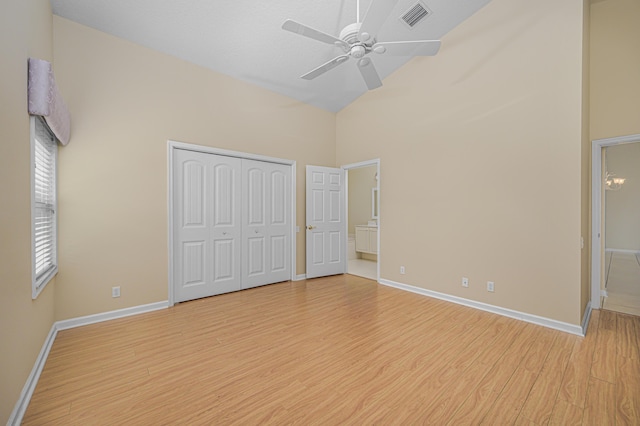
xmin=339 ymin=23 xmax=364 ymax=45
xmin=340 ymin=23 xmax=372 ymax=58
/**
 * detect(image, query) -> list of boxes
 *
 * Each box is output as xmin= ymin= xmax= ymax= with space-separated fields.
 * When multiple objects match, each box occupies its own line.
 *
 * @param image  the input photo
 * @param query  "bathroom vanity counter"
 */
xmin=355 ymin=225 xmax=378 ymax=255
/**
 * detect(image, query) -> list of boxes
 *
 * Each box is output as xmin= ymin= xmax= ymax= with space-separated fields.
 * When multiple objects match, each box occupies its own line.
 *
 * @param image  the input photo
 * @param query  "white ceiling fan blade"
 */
xmin=282 ymin=19 xmax=349 ymax=51
xmin=357 ymin=58 xmax=382 ymax=90
xmin=301 ymin=55 xmax=351 ymax=80
xmin=372 ymin=40 xmax=441 ymax=56
xmin=358 ymin=0 xmax=401 ymax=43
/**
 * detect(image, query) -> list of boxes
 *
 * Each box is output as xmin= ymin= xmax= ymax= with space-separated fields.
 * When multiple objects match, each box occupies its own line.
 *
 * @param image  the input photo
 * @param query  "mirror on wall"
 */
xmin=372 ymin=188 xmax=378 ymax=219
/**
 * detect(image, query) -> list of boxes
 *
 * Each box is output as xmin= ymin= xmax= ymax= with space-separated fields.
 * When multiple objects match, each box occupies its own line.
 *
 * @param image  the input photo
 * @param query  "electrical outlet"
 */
xmin=400 ymin=266 xmax=406 ymax=274
xmin=112 ymin=286 xmax=120 ymax=298
xmin=462 ymin=277 xmax=469 ymax=288
xmin=487 ymin=281 xmax=495 ymax=292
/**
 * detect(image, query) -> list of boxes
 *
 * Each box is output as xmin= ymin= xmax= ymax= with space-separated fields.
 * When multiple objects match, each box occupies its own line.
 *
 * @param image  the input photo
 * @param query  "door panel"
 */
xmin=272 ymin=171 xmax=286 ymax=225
xmin=213 ymin=239 xmax=235 ymax=281
xmin=243 ymin=159 xmax=291 ymax=289
xmin=247 ymin=168 xmax=265 ymax=225
xmin=312 ymin=189 xmax=324 ymax=221
xmin=311 ymin=231 xmax=324 ymax=265
xmin=306 ymin=165 xmax=346 ymax=279
xmin=182 ymin=161 xmax=205 ymax=227
xmin=182 ymin=241 xmax=205 ymax=286
xmin=247 ymin=236 xmax=265 ymax=276
xmin=271 ymin=235 xmax=286 ymax=271
xmin=174 ymin=149 xmax=242 ymax=302
xmin=329 ymin=231 xmax=341 ymax=263
xmin=213 ymin=164 xmax=235 ymax=226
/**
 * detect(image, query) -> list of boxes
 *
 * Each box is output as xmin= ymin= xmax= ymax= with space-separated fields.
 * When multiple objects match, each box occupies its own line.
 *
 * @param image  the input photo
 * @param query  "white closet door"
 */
xmin=242 ymin=159 xmax=291 ymax=289
xmin=173 ymin=149 xmax=242 ymax=302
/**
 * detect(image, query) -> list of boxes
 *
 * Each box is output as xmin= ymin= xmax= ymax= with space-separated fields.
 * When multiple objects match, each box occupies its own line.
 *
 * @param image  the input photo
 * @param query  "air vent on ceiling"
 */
xmin=400 ymin=2 xmax=431 ymax=29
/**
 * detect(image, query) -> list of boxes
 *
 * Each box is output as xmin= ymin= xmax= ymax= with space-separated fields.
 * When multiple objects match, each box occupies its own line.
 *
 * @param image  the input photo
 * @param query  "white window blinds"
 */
xmin=32 ymin=117 xmax=57 ymax=297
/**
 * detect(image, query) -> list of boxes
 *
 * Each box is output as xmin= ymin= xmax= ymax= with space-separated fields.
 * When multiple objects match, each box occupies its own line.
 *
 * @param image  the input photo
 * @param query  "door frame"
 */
xmin=591 ymin=133 xmax=640 ymax=309
xmin=342 ymin=159 xmax=380 ymax=283
xmin=167 ymin=140 xmax=297 ymax=306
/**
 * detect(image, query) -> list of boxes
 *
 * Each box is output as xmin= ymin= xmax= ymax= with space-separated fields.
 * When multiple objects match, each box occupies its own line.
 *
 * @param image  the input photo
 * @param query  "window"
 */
xmin=31 ymin=116 xmax=58 ymax=298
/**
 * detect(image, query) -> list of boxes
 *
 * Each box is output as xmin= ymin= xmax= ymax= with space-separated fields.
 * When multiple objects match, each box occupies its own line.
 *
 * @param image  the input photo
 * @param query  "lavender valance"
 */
xmin=28 ymin=58 xmax=71 ymax=145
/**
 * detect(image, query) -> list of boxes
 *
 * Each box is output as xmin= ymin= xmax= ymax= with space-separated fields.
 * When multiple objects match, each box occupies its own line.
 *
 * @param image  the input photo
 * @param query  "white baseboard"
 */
xmin=56 ymin=301 xmax=169 ymax=331
xmin=379 ymin=279 xmax=585 ymax=336
xmin=7 ymin=324 xmax=58 ymax=426
xmin=293 ymin=274 xmax=307 ymax=281
xmin=8 ymin=300 xmax=169 ymax=425
xmin=605 ymin=248 xmax=640 ymax=254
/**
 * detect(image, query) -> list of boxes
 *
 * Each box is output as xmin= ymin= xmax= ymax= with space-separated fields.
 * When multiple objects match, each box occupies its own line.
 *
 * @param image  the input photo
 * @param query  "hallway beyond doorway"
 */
xmin=603 ymin=250 xmax=640 ymax=316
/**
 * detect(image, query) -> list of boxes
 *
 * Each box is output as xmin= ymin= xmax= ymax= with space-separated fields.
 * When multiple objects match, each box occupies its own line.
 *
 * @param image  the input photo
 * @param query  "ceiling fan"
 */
xmin=282 ymin=0 xmax=441 ymax=90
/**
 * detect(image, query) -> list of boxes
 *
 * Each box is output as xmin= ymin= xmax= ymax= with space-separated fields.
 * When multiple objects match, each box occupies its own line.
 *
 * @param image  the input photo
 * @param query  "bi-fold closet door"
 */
xmin=173 ymin=148 xmax=291 ymax=303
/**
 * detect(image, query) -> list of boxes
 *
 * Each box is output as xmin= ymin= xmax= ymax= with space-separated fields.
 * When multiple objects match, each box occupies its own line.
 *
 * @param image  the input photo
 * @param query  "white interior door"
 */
xmin=173 ymin=149 xmax=242 ymax=302
xmin=306 ymin=165 xmax=346 ymax=279
xmin=242 ymin=159 xmax=291 ymax=289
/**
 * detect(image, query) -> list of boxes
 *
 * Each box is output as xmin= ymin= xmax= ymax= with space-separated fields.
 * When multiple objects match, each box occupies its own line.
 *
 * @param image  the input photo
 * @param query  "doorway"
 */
xmin=343 ymin=159 xmax=380 ymax=282
xmin=591 ymin=134 xmax=640 ymax=315
xmin=601 ymin=142 xmax=640 ymax=316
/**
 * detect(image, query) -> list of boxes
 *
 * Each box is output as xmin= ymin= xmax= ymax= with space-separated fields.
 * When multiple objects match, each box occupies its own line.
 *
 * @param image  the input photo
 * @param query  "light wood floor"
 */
xmin=24 ymin=275 xmax=640 ymax=425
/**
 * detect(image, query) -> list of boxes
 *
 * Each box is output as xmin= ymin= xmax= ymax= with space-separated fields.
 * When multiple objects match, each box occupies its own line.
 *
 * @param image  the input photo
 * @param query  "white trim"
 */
xmin=55 ymin=301 xmax=169 ymax=330
xmin=581 ymin=303 xmax=592 ymax=336
xmin=167 ymin=142 xmax=175 ymax=306
xmin=8 ymin=300 xmax=168 ymax=425
xmin=341 ymin=159 xmax=380 ymax=170
xmin=379 ymin=279 xmax=585 ymax=336
xmin=342 ymin=159 xmax=381 ymax=283
xmin=591 ymin=134 xmax=640 ymax=310
xmin=290 ymin=162 xmax=297 ymax=287
xmin=167 ymin=140 xmax=297 ymax=306
xmin=168 ymin=140 xmax=295 ymax=165
xmin=7 ymin=324 xmax=58 ymax=425
xmin=601 ymin=290 xmax=608 ymax=297
xmin=605 ymin=248 xmax=640 ymax=254
xmin=293 ymin=274 xmax=307 ymax=281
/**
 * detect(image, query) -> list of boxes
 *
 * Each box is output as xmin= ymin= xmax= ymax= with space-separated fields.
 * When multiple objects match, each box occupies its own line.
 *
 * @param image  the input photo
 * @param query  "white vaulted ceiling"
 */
xmin=51 ymin=0 xmax=492 ymax=112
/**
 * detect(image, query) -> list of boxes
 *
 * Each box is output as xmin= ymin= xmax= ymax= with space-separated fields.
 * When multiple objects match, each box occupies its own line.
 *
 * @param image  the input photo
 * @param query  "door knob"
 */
xmin=307 ymin=225 xmax=315 ymax=230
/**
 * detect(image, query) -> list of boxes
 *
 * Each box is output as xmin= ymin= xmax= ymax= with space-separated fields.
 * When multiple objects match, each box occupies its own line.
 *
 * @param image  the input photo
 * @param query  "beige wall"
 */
xmin=605 ymin=143 xmax=640 ymax=250
xmin=590 ymin=0 xmax=640 ymax=141
xmin=336 ymin=0 xmax=587 ymax=325
xmin=348 ymin=165 xmax=377 ymax=234
xmin=590 ymin=0 xmax=640 ymax=298
xmin=580 ymin=0 xmax=591 ymax=321
xmin=0 ymin=0 xmax=55 ymax=421
xmin=52 ymin=17 xmax=336 ymax=320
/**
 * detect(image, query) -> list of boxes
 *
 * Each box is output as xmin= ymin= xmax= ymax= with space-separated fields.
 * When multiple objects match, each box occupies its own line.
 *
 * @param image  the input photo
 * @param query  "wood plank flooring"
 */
xmin=23 ymin=275 xmax=640 ymax=425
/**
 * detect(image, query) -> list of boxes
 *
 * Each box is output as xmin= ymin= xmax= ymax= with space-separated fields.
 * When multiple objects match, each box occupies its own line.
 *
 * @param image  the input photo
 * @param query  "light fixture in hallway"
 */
xmin=605 ymin=171 xmax=626 ymax=191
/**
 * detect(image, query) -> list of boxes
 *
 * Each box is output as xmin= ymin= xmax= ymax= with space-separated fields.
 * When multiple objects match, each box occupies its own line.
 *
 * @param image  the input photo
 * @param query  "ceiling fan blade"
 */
xmin=301 ymin=55 xmax=351 ymax=80
xmin=372 ymin=40 xmax=441 ymax=56
xmin=358 ymin=0 xmax=401 ymax=43
xmin=357 ymin=58 xmax=382 ymax=90
xmin=282 ymin=19 xmax=349 ymax=51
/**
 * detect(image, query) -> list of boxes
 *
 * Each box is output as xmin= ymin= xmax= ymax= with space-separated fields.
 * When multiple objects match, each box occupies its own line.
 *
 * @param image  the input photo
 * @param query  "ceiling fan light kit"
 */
xmin=282 ymin=0 xmax=441 ymax=91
